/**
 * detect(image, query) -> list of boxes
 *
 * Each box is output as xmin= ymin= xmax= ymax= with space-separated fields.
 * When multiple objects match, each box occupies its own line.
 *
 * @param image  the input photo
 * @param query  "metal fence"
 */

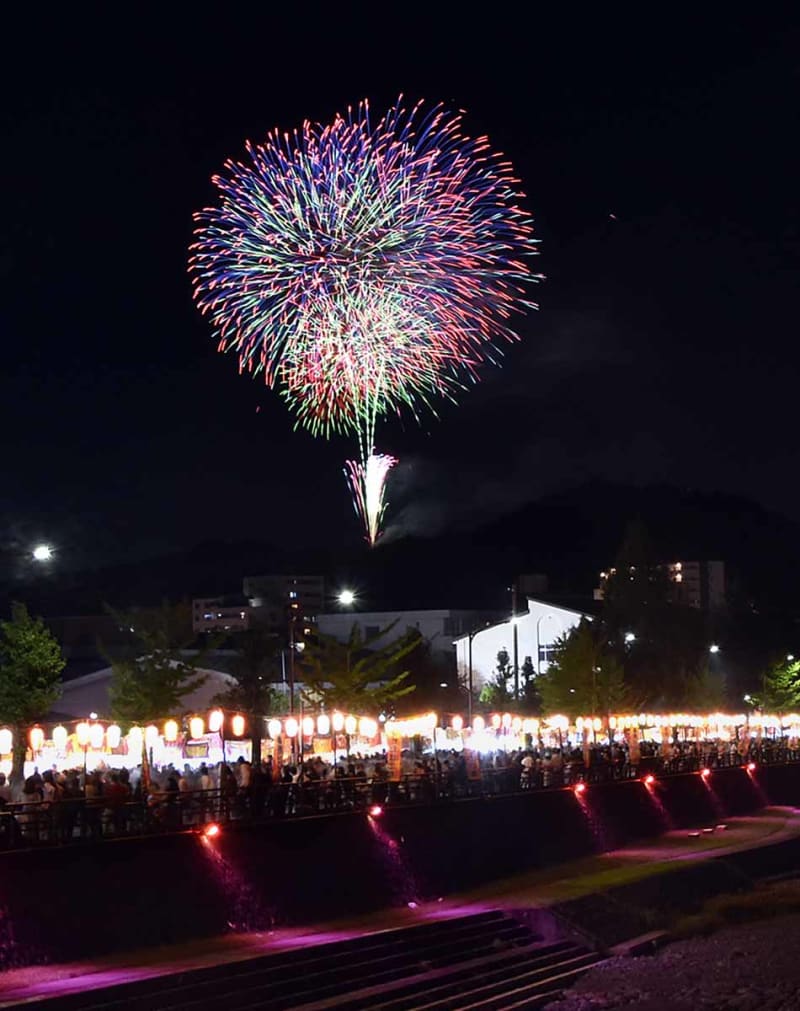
xmin=1 ymin=741 xmax=797 ymax=851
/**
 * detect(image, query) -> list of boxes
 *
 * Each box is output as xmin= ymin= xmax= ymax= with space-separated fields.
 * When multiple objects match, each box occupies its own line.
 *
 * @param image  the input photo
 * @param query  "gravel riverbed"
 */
xmin=545 ymin=914 xmax=800 ymax=1011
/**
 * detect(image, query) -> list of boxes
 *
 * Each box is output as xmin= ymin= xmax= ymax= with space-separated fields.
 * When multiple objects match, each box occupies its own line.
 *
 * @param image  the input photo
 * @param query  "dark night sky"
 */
xmin=1 ymin=8 xmax=798 ymax=571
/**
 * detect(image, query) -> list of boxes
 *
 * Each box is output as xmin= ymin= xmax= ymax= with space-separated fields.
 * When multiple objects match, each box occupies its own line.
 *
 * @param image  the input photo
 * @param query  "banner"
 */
xmin=386 ymin=732 xmax=403 ymax=782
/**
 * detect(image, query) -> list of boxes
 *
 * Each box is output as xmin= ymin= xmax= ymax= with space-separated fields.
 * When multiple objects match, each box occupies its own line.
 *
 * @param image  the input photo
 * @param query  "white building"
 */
xmin=316 ymin=609 xmax=483 ymax=660
xmin=453 ymin=598 xmax=587 ymax=692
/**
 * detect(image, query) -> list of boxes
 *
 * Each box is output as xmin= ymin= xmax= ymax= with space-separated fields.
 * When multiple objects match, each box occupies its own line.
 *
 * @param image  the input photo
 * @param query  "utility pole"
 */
xmin=511 ymin=582 xmax=519 ymax=701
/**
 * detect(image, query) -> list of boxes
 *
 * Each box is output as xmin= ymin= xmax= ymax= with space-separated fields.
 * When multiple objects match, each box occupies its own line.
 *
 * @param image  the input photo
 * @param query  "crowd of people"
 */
xmin=1 ymin=734 xmax=798 ymax=848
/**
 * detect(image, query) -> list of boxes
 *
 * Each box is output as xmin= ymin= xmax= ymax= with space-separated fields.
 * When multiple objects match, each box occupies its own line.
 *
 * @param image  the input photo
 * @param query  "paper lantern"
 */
xmin=0 ymin=728 xmax=12 ymax=754
xmin=317 ymin=714 xmax=331 ymax=736
xmin=189 ymin=716 xmax=205 ymax=740
xmin=267 ymin=719 xmax=282 ymax=739
xmin=231 ymin=714 xmax=245 ymax=737
xmin=302 ymin=716 xmax=314 ymax=737
xmin=29 ymin=726 xmax=45 ymax=752
xmin=52 ymin=725 xmax=68 ymax=749
xmin=344 ymin=715 xmax=358 ymax=736
xmin=128 ymin=726 xmax=143 ymax=753
xmin=106 ymin=724 xmax=122 ymax=749
xmin=144 ymin=724 xmax=159 ymax=748
xmin=332 ymin=712 xmax=345 ymax=733
xmin=89 ymin=723 xmax=105 ymax=749
xmin=451 ymin=715 xmax=463 ymax=732
xmin=76 ymin=722 xmax=91 ymax=748
xmin=472 ymin=715 xmax=485 ymax=733
xmin=163 ymin=719 xmax=179 ymax=743
xmin=491 ymin=714 xmax=501 ymax=730
xmin=284 ymin=717 xmax=298 ymax=738
xmin=208 ymin=709 xmax=224 ymax=733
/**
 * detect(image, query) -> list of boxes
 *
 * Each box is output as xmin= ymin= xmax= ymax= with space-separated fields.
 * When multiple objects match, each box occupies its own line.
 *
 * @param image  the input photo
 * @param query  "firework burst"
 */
xmin=190 ymin=97 xmax=539 ymax=543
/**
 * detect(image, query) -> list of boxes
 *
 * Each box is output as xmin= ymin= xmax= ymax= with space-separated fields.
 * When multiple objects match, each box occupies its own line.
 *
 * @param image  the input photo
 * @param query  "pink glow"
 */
xmin=644 ymin=774 xmax=655 ymax=786
xmin=203 ymin=823 xmax=221 ymax=838
xmin=573 ymin=782 xmax=586 ymax=795
xmin=368 ymin=804 xmax=383 ymax=818
xmin=747 ymin=762 xmax=756 ymax=772
xmin=701 ymin=767 xmax=711 ymax=778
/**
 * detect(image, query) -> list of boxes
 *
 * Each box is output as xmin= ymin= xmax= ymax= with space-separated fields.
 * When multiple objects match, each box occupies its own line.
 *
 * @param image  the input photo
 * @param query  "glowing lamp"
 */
xmin=208 ymin=709 xmax=224 ymax=733
xmin=491 ymin=714 xmax=501 ymax=730
xmin=317 ymin=714 xmax=331 ymax=736
xmin=76 ymin=722 xmax=91 ymax=748
xmin=267 ymin=719 xmax=282 ymax=739
xmin=144 ymin=724 xmax=159 ymax=748
xmin=29 ymin=726 xmax=45 ymax=752
xmin=368 ymin=804 xmax=383 ymax=818
xmin=302 ymin=716 xmax=315 ymax=737
xmin=189 ymin=716 xmax=205 ymax=740
xmin=52 ymin=725 xmax=68 ymax=749
xmin=231 ymin=714 xmax=245 ymax=737
xmin=472 ymin=715 xmax=485 ymax=732
xmin=106 ymin=724 xmax=122 ymax=749
xmin=344 ymin=715 xmax=357 ymax=736
xmin=284 ymin=717 xmax=298 ymax=738
xmin=644 ymin=774 xmax=655 ymax=786
xmin=593 ymin=717 xmax=602 ymax=732
xmin=332 ymin=712 xmax=345 ymax=733
xmin=609 ymin=716 xmax=617 ymax=730
xmin=501 ymin=712 xmax=512 ymax=729
xmin=359 ymin=717 xmax=377 ymax=738
xmin=0 ymin=728 xmax=12 ymax=754
xmin=451 ymin=715 xmax=463 ymax=733
xmin=89 ymin=722 xmax=105 ymax=749
xmin=163 ymin=719 xmax=179 ymax=743
xmin=511 ymin=716 xmax=522 ymax=733
xmin=128 ymin=726 xmax=143 ymax=752
xmin=701 ymin=767 xmax=711 ymax=778
xmin=747 ymin=762 xmax=756 ymax=772
xmin=203 ymin=823 xmax=221 ymax=838
xmin=573 ymin=782 xmax=586 ymax=795
xmin=576 ymin=717 xmax=584 ymax=733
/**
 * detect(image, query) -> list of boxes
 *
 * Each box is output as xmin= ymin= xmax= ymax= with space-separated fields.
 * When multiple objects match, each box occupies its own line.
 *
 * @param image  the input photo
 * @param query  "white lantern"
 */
xmin=208 ymin=709 xmax=224 ymax=733
xmin=317 ymin=714 xmax=331 ymax=736
xmin=89 ymin=723 xmax=105 ymax=749
xmin=189 ymin=716 xmax=205 ymax=740
xmin=106 ymin=724 xmax=122 ymax=749
xmin=0 ymin=728 xmax=12 ymax=754
xmin=52 ymin=725 xmax=68 ymax=749
xmin=267 ymin=719 xmax=282 ymax=739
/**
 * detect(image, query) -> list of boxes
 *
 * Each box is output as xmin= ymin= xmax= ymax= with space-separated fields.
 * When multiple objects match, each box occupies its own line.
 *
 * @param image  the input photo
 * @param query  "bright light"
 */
xmin=231 ymin=714 xmax=245 ymax=737
xmin=317 ymin=714 xmax=331 ymax=736
xmin=189 ymin=716 xmax=205 ymax=740
xmin=472 ymin=715 xmax=485 ymax=733
xmin=52 ymin=725 xmax=68 ymax=749
xmin=747 ymin=762 xmax=756 ymax=772
xmin=701 ymin=767 xmax=711 ymax=778
xmin=368 ymin=804 xmax=383 ymax=818
xmin=284 ymin=717 xmax=299 ymax=738
xmin=32 ymin=544 xmax=53 ymax=561
xmin=76 ymin=722 xmax=91 ymax=748
xmin=644 ymin=774 xmax=655 ymax=786
xmin=0 ymin=729 xmax=12 ymax=754
xmin=332 ymin=712 xmax=345 ymax=733
xmin=106 ymin=724 xmax=122 ymax=749
xmin=788 ymin=654 xmax=795 ymax=662
xmin=743 ymin=694 xmax=752 ymax=703
xmin=451 ymin=715 xmax=463 ymax=733
xmin=302 ymin=716 xmax=315 ymax=737
xmin=208 ymin=709 xmax=224 ymax=733
xmin=29 ymin=726 xmax=44 ymax=752
xmin=203 ymin=823 xmax=221 ymax=838
xmin=344 ymin=715 xmax=358 ymax=736
xmin=163 ymin=719 xmax=179 ymax=743
xmin=709 ymin=644 xmax=720 ymax=654
xmin=624 ymin=632 xmax=636 ymax=643
xmin=267 ymin=718 xmax=282 ymax=739
xmin=573 ymin=782 xmax=586 ymax=795
xmin=338 ymin=589 xmax=356 ymax=606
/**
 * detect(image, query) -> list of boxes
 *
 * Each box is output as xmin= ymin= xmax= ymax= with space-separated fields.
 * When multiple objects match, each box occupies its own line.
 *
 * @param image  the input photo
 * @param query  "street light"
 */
xmin=32 ymin=544 xmax=53 ymax=562
xmin=624 ymin=632 xmax=636 ymax=644
xmin=338 ymin=589 xmax=356 ymax=607
xmin=709 ymin=644 xmax=720 ymax=654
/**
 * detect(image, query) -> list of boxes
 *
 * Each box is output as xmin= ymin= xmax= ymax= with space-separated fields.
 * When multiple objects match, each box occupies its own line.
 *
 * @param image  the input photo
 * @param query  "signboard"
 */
xmin=184 ymin=742 xmax=209 ymax=759
xmin=386 ymin=732 xmax=403 ymax=782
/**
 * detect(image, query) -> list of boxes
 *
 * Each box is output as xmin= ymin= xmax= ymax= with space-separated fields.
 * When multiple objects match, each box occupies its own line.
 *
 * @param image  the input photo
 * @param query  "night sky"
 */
xmin=2 ymin=9 xmax=798 ymax=572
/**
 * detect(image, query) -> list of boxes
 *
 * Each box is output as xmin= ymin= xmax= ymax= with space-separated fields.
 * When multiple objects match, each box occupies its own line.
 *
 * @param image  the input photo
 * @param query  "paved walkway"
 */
xmin=1 ymin=806 xmax=798 ymax=1007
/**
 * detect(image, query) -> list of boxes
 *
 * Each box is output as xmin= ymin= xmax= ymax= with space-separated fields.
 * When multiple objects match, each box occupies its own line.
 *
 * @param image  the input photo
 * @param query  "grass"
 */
xmin=668 ymin=879 xmax=800 ymax=939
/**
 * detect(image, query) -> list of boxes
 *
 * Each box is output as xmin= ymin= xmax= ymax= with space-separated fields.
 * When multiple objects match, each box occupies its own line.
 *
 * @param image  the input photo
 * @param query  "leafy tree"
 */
xmin=212 ymin=627 xmax=282 ymax=760
xmin=299 ymin=621 xmax=419 ymax=713
xmin=0 ymin=603 xmax=65 ymax=786
xmin=752 ymin=656 xmax=800 ymax=712
xmin=107 ymin=601 xmax=209 ymax=725
xmin=539 ymin=619 xmax=631 ymax=719
xmin=520 ymin=655 xmax=542 ymax=714
xmin=479 ymin=649 xmax=515 ymax=709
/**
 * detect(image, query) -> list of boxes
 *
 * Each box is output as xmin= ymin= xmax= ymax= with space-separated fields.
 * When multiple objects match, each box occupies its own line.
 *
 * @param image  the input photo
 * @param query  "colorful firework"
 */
xmin=344 ymin=454 xmax=398 ymax=549
xmin=190 ymin=97 xmax=539 ymax=543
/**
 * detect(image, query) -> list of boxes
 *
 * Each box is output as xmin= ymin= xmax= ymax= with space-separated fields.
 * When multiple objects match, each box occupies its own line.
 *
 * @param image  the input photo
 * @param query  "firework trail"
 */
xmin=190 ymin=97 xmax=539 ymax=543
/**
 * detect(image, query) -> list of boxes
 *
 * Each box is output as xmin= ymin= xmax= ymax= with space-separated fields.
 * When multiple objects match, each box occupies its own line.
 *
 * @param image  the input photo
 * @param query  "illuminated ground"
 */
xmin=1 ymin=806 xmax=798 ymax=1007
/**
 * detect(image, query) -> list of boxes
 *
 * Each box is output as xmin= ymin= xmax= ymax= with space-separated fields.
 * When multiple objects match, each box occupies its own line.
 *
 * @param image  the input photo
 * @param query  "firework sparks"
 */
xmin=190 ymin=97 xmax=539 ymax=542
xmin=345 ymin=454 xmax=398 ymax=547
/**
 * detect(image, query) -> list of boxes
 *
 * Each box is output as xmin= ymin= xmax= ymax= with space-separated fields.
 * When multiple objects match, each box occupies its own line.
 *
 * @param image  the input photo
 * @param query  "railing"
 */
xmin=1 ymin=741 xmax=798 ymax=851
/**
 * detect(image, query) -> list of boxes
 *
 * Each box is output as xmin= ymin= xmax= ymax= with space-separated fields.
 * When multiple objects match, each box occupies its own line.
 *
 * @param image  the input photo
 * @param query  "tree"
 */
xmin=539 ymin=619 xmax=631 ymax=719
xmin=212 ymin=627 xmax=282 ymax=760
xmin=0 ymin=602 xmax=65 ymax=786
xmin=479 ymin=649 xmax=515 ymax=709
xmin=107 ymin=601 xmax=209 ymax=725
xmin=520 ymin=655 xmax=542 ymax=714
xmin=752 ymin=656 xmax=800 ymax=712
xmin=299 ymin=622 xmax=419 ymax=713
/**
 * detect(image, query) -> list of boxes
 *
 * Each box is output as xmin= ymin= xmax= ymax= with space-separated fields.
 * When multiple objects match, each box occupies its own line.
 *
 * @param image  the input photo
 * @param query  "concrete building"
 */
xmin=594 ymin=560 xmax=726 ymax=611
xmin=453 ymin=597 xmax=587 ymax=693
xmin=317 ymin=608 xmax=486 ymax=660
xmin=192 ymin=597 xmax=252 ymax=634
xmin=193 ymin=574 xmax=325 ymax=639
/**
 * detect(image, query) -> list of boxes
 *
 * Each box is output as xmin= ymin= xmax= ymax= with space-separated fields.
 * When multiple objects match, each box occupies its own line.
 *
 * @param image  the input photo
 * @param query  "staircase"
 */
xmin=16 ymin=910 xmax=602 ymax=1010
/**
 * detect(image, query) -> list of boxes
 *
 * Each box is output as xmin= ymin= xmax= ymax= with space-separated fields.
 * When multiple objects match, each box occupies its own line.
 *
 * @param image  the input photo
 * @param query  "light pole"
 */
xmin=510 ymin=583 xmax=519 ymax=701
xmin=535 ymin=614 xmax=555 ymax=676
xmin=456 ymin=622 xmax=490 ymax=723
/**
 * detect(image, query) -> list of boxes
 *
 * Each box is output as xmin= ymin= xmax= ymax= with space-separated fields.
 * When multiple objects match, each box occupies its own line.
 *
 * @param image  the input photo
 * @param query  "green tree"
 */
xmin=0 ymin=603 xmax=66 ymax=786
xmin=212 ymin=627 xmax=282 ymax=761
xmin=520 ymin=655 xmax=542 ymax=714
xmin=479 ymin=649 xmax=515 ymax=709
xmin=107 ymin=601 xmax=208 ymax=725
xmin=539 ymin=619 xmax=631 ymax=719
xmin=752 ymin=656 xmax=800 ymax=712
xmin=299 ymin=622 xmax=419 ymax=713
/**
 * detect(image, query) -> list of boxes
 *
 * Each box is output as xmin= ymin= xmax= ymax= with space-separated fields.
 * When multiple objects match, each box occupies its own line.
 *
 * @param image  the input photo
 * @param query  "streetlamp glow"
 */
xmin=338 ymin=589 xmax=356 ymax=606
xmin=624 ymin=632 xmax=636 ymax=643
xmin=709 ymin=644 xmax=720 ymax=654
xmin=32 ymin=544 xmax=53 ymax=561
